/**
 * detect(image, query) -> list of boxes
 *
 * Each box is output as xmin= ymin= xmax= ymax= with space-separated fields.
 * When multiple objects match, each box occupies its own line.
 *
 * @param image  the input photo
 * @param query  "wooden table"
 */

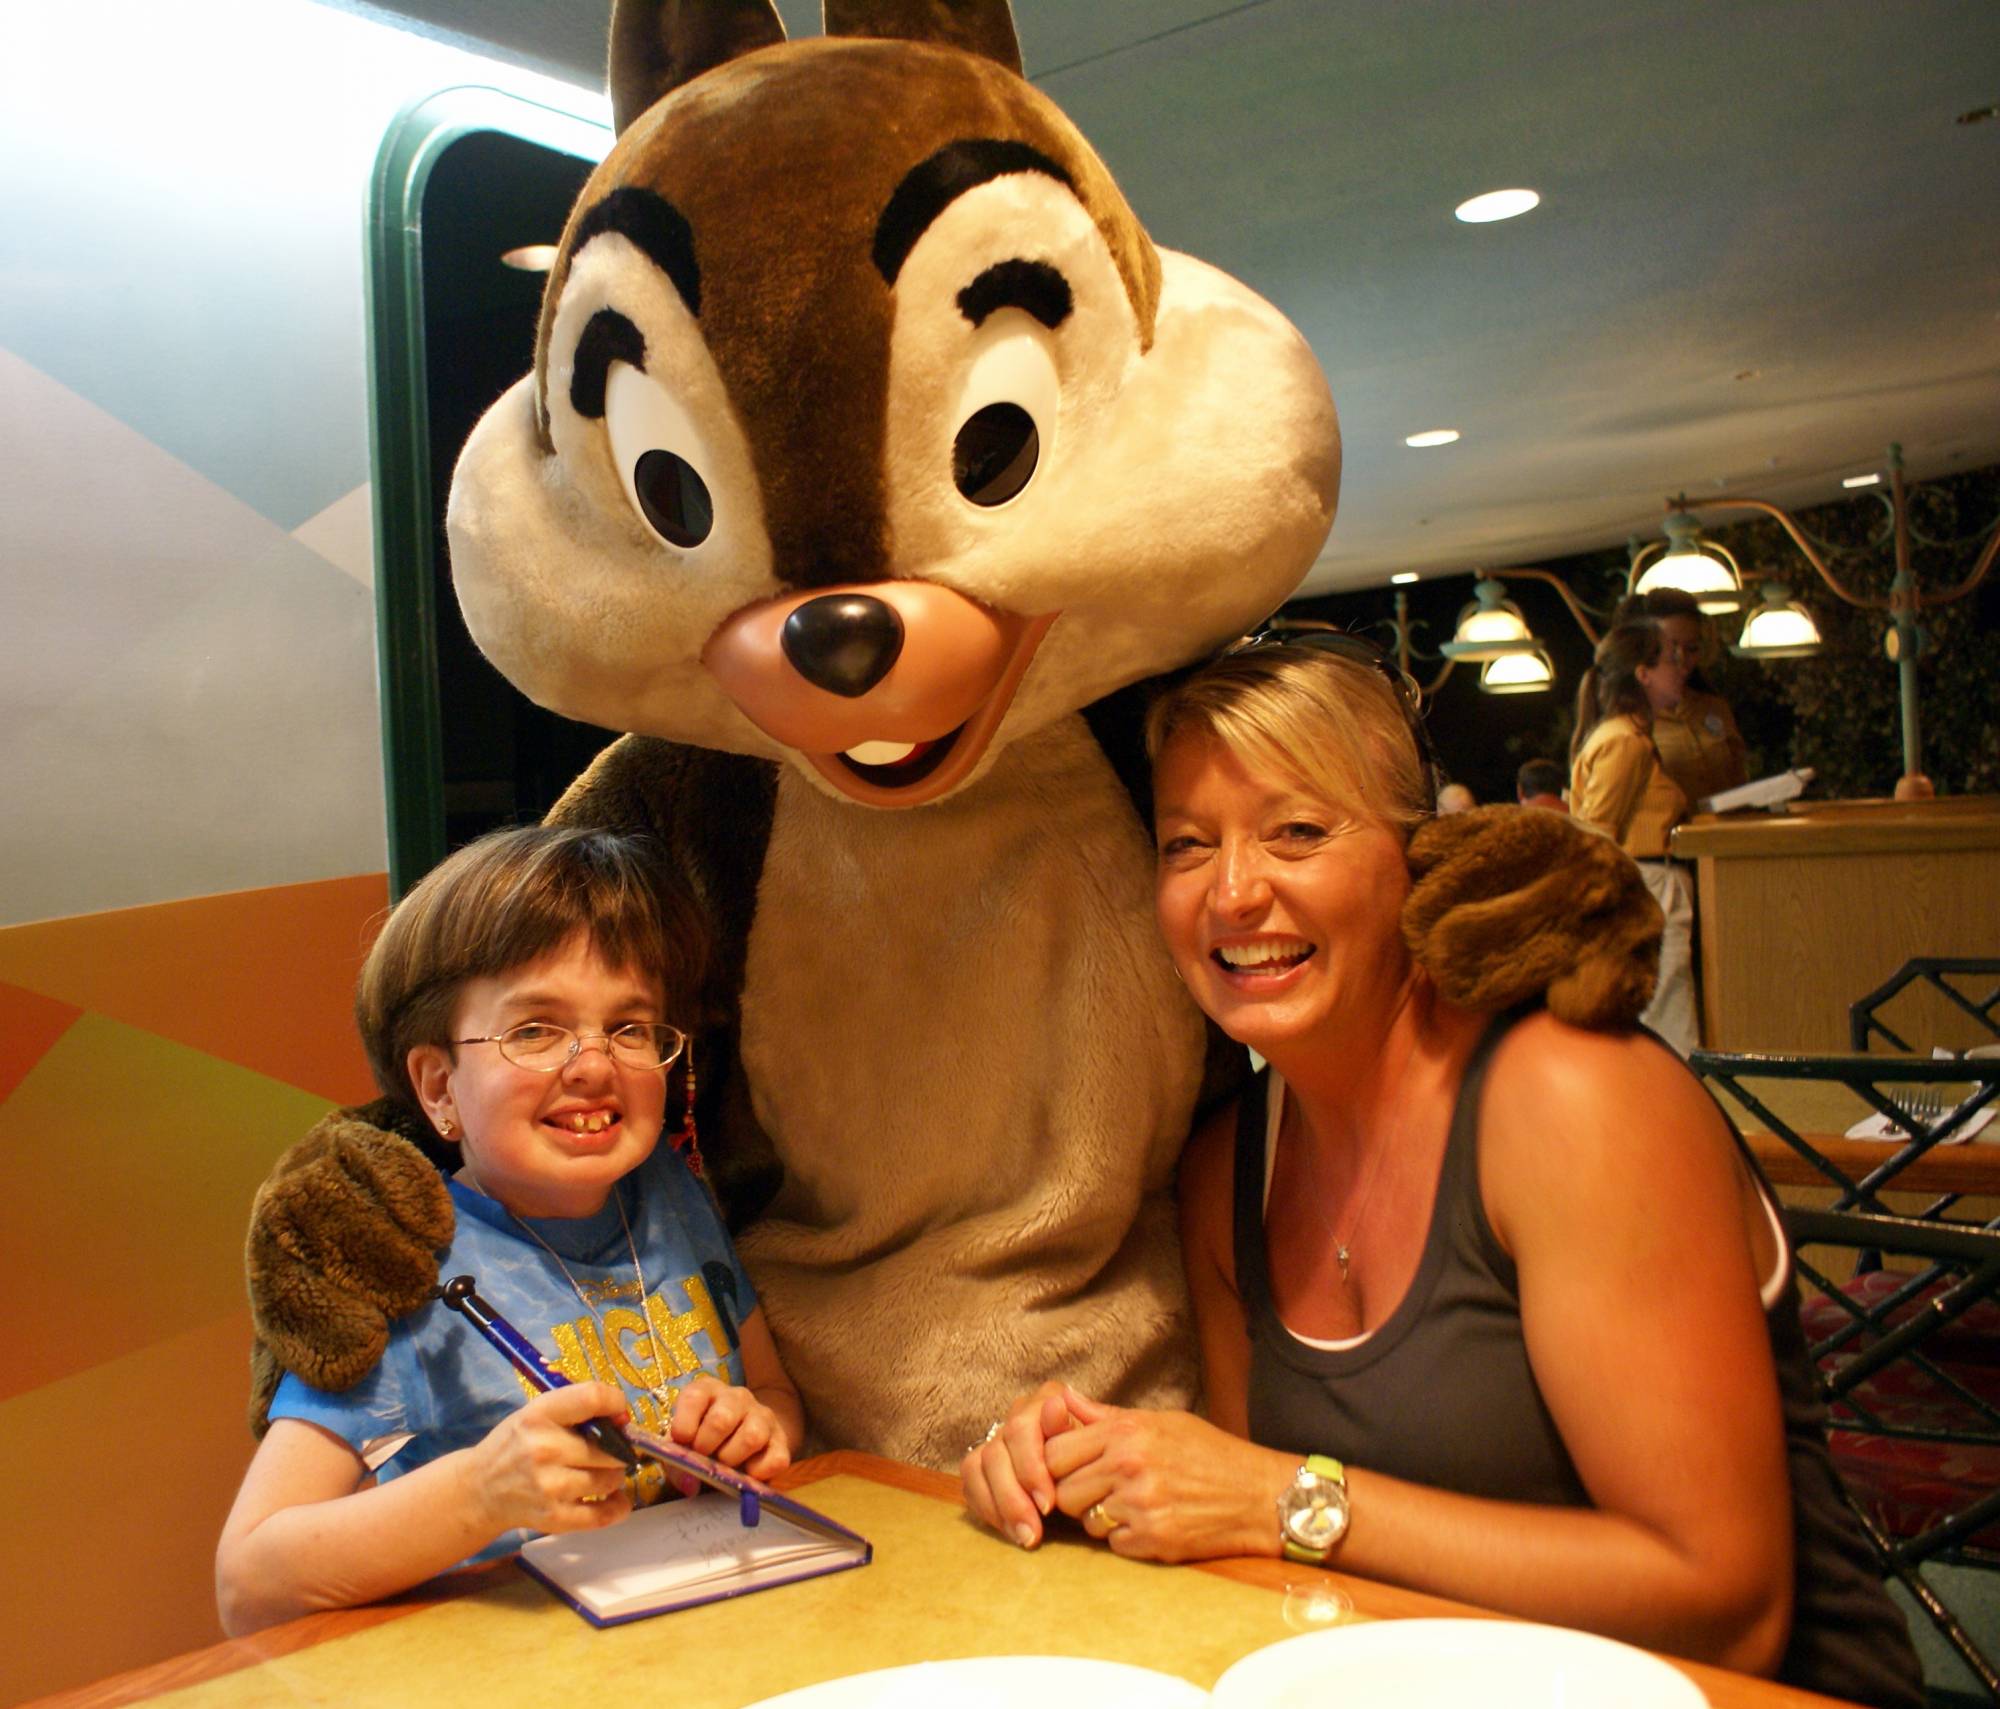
xmin=1671 ymin=796 xmax=2000 ymax=1053
xmin=29 ymin=1452 xmax=1865 ymax=1709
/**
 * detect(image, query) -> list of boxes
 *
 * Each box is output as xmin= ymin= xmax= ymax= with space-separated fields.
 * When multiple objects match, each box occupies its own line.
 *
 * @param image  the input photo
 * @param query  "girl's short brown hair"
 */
xmin=355 ymin=825 xmax=712 ymax=1118
xmin=1144 ymin=641 xmax=1432 ymax=836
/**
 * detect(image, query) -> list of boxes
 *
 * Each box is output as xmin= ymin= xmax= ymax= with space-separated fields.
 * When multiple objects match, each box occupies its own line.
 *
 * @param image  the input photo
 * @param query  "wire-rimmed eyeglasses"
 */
xmin=452 ymin=1021 xmax=689 ymax=1073
xmin=1222 ymin=618 xmax=1441 ymax=812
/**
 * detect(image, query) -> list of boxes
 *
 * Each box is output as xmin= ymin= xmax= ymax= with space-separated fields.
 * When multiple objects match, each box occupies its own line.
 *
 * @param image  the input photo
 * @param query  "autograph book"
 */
xmin=518 ymin=1426 xmax=871 ymax=1627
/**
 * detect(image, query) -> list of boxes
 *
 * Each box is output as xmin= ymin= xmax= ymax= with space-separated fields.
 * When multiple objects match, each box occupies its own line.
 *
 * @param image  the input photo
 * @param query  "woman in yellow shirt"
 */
xmin=1616 ymin=589 xmax=1748 ymax=807
xmin=1570 ymin=620 xmax=1696 ymax=1053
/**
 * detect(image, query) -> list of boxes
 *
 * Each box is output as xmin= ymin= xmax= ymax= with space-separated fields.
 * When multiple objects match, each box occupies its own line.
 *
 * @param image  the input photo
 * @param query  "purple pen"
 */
xmin=438 ymin=1274 xmax=640 ymax=1468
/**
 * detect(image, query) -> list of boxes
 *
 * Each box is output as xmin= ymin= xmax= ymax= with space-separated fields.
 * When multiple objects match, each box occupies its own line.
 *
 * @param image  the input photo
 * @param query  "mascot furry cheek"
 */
xmin=245 ymin=0 xmax=1659 ymax=1471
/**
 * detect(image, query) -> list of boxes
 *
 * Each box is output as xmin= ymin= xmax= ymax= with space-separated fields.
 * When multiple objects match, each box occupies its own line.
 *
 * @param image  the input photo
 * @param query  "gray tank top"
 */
xmin=1236 ymin=1013 xmax=1923 ymax=1709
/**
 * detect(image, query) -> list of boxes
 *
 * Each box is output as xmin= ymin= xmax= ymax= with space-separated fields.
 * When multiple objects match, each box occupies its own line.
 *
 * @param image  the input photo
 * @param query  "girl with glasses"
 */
xmin=217 ymin=826 xmax=801 ymax=1635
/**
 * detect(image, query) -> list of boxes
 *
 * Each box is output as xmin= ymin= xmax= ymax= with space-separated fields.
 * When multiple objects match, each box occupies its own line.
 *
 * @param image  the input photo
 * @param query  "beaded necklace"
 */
xmin=503 ymin=1185 xmax=682 ymax=1419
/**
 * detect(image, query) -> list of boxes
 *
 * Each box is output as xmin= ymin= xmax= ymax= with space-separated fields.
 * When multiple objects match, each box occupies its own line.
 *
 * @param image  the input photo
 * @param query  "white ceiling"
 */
xmin=320 ymin=0 xmax=2000 ymax=593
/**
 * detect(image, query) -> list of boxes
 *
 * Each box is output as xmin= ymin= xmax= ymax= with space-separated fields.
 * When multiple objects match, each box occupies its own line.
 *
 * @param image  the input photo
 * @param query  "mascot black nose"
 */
xmin=781 ymin=594 xmax=905 ymax=698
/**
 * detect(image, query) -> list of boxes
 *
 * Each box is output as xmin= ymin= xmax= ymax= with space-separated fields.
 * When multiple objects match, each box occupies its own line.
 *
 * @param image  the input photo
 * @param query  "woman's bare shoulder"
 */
xmin=1478 ymin=1011 xmax=1736 ymax=1219
xmin=1488 ymin=1009 xmax=1687 ymax=1098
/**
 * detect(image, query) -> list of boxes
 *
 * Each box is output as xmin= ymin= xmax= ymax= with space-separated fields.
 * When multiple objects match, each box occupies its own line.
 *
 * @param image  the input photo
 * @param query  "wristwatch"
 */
xmin=1277 ymin=1454 xmax=1350 ymax=1563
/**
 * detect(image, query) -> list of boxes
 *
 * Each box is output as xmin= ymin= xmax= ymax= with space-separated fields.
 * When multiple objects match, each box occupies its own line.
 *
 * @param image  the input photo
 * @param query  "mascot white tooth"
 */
xmin=246 ymin=0 xmax=1659 ymax=1470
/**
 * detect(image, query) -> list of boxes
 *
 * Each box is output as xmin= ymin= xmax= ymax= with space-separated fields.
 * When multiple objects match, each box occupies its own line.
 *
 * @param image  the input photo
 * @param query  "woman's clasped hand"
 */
xmin=963 ymin=1382 xmax=1281 ymax=1561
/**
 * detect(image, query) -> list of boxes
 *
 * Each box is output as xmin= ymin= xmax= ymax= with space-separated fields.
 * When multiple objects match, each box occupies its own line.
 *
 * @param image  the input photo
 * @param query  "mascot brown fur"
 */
xmin=247 ymin=0 xmax=1658 ymax=1469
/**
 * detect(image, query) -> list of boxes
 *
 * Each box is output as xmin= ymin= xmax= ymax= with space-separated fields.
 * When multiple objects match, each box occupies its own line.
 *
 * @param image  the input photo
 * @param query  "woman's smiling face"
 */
xmin=1153 ymin=731 xmax=1413 ymax=1059
xmin=408 ymin=931 xmax=670 ymax=1220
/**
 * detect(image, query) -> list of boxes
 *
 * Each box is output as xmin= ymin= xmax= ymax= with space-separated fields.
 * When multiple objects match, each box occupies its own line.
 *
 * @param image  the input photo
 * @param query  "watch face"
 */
xmin=1281 ymin=1471 xmax=1350 ymax=1553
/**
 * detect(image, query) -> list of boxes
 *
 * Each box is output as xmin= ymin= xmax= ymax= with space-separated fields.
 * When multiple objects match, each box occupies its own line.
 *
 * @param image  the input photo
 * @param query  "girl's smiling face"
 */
xmin=408 ymin=931 xmax=670 ymax=1220
xmin=1153 ymin=731 xmax=1412 ymax=1062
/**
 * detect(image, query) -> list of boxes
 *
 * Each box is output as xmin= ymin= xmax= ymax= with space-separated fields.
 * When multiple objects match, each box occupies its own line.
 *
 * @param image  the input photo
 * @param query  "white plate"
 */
xmin=1210 ymin=1618 xmax=1708 ymax=1709
xmin=742 ymin=1655 xmax=1209 ymax=1709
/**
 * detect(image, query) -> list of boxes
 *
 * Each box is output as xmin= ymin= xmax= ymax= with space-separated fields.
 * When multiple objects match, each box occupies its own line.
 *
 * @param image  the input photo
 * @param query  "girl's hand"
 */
xmin=961 ymin=1380 xmax=1087 ymax=1549
xmin=669 ymin=1376 xmax=793 ymax=1478
xmin=467 ymin=1382 xmax=634 ymax=1535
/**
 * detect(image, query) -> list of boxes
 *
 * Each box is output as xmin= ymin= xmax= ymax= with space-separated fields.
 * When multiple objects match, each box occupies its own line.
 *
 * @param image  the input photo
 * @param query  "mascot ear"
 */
xmin=609 ymin=0 xmax=789 ymax=135
xmin=823 ymin=0 xmax=1024 ymax=76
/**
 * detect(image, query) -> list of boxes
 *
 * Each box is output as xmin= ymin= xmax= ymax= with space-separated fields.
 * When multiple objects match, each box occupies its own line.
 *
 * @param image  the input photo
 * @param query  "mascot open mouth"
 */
xmin=705 ymin=585 xmax=1056 ymax=809
xmin=837 ymin=729 xmax=962 ymax=787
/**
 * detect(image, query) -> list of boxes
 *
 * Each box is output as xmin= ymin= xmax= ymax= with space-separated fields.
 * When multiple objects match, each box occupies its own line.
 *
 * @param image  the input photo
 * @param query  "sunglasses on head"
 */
xmin=1221 ymin=618 xmax=1442 ymax=813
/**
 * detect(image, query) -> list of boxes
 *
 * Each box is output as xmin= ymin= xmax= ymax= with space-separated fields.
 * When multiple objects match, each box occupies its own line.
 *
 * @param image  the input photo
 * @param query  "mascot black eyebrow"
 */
xmin=247 ymin=0 xmax=1659 ymax=1469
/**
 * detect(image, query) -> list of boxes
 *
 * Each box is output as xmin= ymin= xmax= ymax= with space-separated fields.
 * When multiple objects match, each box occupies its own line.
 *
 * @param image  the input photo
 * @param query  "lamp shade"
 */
xmin=1440 ymin=578 xmax=1540 ymax=659
xmin=1634 ymin=513 xmax=1743 ymax=614
xmin=1731 ymin=583 xmax=1823 ymax=659
xmin=1479 ymin=649 xmax=1554 ymax=694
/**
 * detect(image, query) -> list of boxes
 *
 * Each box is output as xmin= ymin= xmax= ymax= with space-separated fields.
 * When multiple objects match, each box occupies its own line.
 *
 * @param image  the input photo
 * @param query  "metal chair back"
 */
xmin=1851 ymin=957 xmax=2000 ymax=1055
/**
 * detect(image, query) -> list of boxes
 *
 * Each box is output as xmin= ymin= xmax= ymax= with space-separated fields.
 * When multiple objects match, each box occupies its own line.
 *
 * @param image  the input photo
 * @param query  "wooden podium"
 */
xmin=1671 ymin=796 xmax=2000 ymax=1052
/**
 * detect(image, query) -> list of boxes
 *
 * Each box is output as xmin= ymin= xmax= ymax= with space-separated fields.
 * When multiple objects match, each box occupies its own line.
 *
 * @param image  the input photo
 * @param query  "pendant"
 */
xmin=1336 ymin=1242 xmax=1351 ymax=1281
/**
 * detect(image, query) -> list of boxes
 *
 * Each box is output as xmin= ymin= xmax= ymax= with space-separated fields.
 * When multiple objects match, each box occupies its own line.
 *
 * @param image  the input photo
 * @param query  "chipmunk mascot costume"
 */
xmin=247 ymin=0 xmax=1657 ymax=1469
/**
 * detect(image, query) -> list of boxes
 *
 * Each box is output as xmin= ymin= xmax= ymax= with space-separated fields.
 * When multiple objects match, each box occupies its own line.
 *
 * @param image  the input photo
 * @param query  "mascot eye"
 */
xmin=954 ymin=404 xmax=1038 ymax=506
xmin=604 ymin=362 xmax=719 ymax=553
xmin=950 ymin=312 xmax=1060 ymax=513
xmin=633 ymin=449 xmax=714 ymax=547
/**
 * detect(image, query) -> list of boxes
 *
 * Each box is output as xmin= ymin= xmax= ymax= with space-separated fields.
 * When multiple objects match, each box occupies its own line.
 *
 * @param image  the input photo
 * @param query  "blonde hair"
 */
xmin=1144 ymin=642 xmax=1433 ymax=835
xmin=356 ymin=825 xmax=712 ymax=1119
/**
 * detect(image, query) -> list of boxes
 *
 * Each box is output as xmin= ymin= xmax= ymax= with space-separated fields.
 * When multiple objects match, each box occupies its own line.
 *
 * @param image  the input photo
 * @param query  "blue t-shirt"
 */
xmin=269 ymin=1145 xmax=757 ymax=1562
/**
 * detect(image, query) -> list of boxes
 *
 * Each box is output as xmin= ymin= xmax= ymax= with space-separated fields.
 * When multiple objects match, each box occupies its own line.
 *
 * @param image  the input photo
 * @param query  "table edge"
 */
xmin=22 ymin=1449 xmax=1865 ymax=1709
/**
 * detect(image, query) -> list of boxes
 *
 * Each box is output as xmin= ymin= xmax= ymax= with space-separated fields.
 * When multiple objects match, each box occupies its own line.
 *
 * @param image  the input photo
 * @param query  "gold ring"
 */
xmin=1087 ymin=1501 xmax=1120 ymax=1532
xmin=580 ymin=1492 xmax=610 ymax=1505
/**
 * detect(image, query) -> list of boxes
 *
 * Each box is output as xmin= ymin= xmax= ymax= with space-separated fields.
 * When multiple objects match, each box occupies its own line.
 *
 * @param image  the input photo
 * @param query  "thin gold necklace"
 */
xmin=1289 ymin=1023 xmax=1417 ymax=1285
xmin=1295 ymin=1105 xmax=1392 ymax=1283
xmin=501 ymin=1186 xmax=679 ymax=1416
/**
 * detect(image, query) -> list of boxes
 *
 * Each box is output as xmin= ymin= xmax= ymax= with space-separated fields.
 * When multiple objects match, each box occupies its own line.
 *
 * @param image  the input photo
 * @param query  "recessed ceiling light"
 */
xmin=1842 ymin=473 xmax=1882 ymax=489
xmin=1390 ymin=572 xmax=1420 ymax=584
xmin=1454 ymin=188 xmax=1540 ymax=224
xmin=1405 ymin=429 xmax=1461 ymax=448
xmin=501 ymin=243 xmax=561 ymax=272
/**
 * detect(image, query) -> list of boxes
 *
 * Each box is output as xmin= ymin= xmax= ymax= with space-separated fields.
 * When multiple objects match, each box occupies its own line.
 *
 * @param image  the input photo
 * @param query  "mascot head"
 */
xmin=448 ymin=0 xmax=1340 ymax=807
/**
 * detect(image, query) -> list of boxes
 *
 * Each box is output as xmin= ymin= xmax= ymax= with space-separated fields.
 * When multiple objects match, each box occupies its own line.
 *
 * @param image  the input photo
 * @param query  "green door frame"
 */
xmin=363 ymin=86 xmax=608 ymax=899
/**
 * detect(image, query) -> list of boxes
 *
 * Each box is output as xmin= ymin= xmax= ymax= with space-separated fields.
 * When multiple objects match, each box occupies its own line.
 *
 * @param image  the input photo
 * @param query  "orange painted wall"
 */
xmin=0 ymin=874 xmax=388 ymax=1706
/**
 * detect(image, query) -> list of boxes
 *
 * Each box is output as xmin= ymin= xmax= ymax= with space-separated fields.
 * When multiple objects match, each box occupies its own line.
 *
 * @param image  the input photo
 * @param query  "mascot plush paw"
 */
xmin=1402 ymin=805 xmax=1661 ymax=1030
xmin=246 ymin=1101 xmax=452 ymax=1432
xmin=245 ymin=0 xmax=1663 ymax=1467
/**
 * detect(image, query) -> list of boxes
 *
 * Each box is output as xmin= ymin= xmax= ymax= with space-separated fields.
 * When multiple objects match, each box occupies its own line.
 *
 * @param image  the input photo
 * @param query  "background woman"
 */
xmin=1616 ymin=587 xmax=1750 ymax=806
xmin=1570 ymin=619 xmax=1697 ymax=1054
xmin=963 ymin=632 xmax=1920 ymax=1708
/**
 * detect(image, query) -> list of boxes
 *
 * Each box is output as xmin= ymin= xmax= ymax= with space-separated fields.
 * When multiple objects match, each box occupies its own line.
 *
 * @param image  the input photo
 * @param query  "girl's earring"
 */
xmin=673 ymin=1045 xmax=704 ymax=1179
xmin=437 ymin=1116 xmax=455 ymax=1138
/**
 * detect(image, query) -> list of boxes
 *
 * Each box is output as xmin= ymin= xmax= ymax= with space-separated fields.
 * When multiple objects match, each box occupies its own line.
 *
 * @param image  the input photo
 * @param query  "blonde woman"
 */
xmin=964 ymin=630 xmax=1921 ymax=1709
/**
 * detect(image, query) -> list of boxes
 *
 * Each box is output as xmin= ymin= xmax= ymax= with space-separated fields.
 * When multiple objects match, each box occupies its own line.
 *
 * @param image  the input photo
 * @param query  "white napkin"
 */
xmin=1845 ymin=1105 xmax=1997 ymax=1143
xmin=1844 ymin=1046 xmax=2000 ymax=1142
